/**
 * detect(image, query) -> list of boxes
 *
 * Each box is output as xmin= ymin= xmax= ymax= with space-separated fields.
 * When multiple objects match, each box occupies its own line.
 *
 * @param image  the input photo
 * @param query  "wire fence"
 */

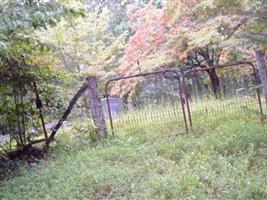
xmin=2 ymin=64 xmax=265 ymax=152
xmin=104 ymin=70 xmax=186 ymax=135
xmin=182 ymin=64 xmax=265 ymax=131
xmin=104 ymin=65 xmax=265 ymax=135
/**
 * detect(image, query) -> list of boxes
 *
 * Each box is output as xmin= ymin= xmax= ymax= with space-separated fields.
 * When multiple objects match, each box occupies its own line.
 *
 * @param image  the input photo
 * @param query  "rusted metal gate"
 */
xmin=104 ymin=70 xmax=188 ymax=135
xmin=104 ymin=62 xmax=265 ymax=135
xmin=181 ymin=62 xmax=264 ymax=130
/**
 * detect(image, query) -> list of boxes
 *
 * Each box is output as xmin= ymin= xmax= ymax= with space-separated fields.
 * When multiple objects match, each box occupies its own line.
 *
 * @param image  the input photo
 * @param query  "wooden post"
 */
xmin=255 ymin=49 xmax=267 ymax=108
xmin=87 ymin=76 xmax=107 ymax=137
xmin=46 ymin=82 xmax=89 ymax=145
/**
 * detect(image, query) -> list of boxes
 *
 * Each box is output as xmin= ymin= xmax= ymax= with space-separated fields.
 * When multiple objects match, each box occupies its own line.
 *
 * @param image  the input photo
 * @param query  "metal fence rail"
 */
xmin=104 ymin=70 xmax=188 ymax=135
xmin=104 ymin=63 xmax=265 ymax=135
xmin=181 ymin=62 xmax=264 ymax=130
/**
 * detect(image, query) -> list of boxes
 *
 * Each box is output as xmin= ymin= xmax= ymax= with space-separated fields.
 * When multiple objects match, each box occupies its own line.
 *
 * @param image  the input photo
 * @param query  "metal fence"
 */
xmin=181 ymin=62 xmax=264 ymax=131
xmin=1 ymin=63 xmax=265 ymax=152
xmin=105 ymin=63 xmax=265 ymax=135
xmin=104 ymin=70 xmax=187 ymax=135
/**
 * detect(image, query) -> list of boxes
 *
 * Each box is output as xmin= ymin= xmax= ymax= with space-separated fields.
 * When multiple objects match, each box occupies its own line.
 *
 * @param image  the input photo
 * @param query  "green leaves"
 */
xmin=0 ymin=0 xmax=85 ymax=149
xmin=41 ymin=4 xmax=127 ymax=79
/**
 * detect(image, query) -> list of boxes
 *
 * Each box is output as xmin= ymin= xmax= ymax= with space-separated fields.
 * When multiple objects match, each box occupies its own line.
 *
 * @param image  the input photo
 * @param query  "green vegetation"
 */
xmin=111 ymin=95 xmax=262 ymax=134
xmin=1 ymin=0 xmax=266 ymax=153
xmin=0 ymin=1 xmax=266 ymax=199
xmin=1 ymin=108 xmax=266 ymax=199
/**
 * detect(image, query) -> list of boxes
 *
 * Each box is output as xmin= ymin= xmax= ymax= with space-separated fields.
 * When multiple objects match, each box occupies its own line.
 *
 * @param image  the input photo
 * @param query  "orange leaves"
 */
xmin=120 ymin=0 xmax=205 ymax=76
xmin=120 ymin=3 xmax=167 ymax=72
xmin=113 ymin=1 xmax=202 ymax=99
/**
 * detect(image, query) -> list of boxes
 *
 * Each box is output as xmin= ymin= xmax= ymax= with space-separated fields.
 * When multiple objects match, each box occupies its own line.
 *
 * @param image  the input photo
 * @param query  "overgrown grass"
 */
xmin=0 ymin=99 xmax=267 ymax=199
xmin=111 ymin=95 xmax=264 ymax=134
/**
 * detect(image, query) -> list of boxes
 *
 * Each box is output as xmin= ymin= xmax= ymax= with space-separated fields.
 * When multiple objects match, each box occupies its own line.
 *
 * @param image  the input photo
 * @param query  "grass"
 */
xmin=111 ymin=95 xmax=264 ymax=134
xmin=0 ymin=97 xmax=267 ymax=200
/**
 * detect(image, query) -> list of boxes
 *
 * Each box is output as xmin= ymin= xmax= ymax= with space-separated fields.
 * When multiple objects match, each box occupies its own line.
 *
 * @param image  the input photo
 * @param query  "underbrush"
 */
xmin=1 ymin=116 xmax=267 ymax=199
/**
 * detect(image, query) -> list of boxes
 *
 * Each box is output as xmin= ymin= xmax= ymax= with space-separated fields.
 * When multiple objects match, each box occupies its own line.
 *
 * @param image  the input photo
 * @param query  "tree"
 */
xmin=0 ymin=0 xmax=84 ymax=150
xmin=164 ymin=0 xmax=267 ymax=95
xmin=117 ymin=0 xmax=267 ymax=99
xmin=43 ymin=0 xmax=163 ymax=104
xmin=41 ymin=6 xmax=126 ymax=80
xmin=45 ymin=0 xmax=163 ymax=80
xmin=110 ymin=3 xmax=170 ymax=102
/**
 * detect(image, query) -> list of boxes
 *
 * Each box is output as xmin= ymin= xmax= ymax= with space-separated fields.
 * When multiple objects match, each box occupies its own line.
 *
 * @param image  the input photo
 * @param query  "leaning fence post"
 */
xmin=87 ymin=76 xmax=107 ymax=137
xmin=255 ymin=49 xmax=267 ymax=109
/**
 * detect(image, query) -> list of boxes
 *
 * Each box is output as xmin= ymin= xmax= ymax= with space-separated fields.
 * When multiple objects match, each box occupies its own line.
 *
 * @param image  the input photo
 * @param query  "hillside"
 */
xmin=1 ymin=119 xmax=267 ymax=200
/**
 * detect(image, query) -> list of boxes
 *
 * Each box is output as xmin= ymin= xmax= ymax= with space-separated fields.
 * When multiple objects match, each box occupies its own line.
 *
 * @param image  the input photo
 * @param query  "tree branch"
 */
xmin=225 ymin=18 xmax=247 ymax=40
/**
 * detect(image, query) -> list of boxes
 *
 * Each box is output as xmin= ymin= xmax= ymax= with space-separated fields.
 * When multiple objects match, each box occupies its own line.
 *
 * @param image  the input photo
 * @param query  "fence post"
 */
xmin=46 ymin=82 xmax=89 ymax=146
xmin=87 ymin=76 xmax=107 ymax=137
xmin=255 ymin=49 xmax=267 ymax=109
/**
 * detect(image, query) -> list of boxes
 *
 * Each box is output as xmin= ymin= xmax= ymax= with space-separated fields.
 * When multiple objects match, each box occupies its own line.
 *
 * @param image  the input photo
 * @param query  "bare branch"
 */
xmin=225 ymin=18 xmax=248 ymax=40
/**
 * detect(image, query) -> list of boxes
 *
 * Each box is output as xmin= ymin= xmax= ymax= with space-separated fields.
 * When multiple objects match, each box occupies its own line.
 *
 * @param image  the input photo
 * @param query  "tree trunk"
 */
xmin=87 ymin=76 xmax=107 ymax=138
xmin=207 ymin=68 xmax=220 ymax=98
xmin=255 ymin=49 xmax=267 ymax=108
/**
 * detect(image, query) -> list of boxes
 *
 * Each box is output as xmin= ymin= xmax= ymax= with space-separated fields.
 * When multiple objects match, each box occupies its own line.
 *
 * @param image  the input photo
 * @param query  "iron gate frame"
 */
xmin=104 ymin=69 xmax=188 ymax=135
xmin=181 ymin=61 xmax=264 ymax=129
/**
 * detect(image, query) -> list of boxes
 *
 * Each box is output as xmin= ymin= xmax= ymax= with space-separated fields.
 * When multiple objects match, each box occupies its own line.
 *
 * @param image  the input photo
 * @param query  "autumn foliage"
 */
xmin=112 ymin=0 xmax=266 ymax=100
